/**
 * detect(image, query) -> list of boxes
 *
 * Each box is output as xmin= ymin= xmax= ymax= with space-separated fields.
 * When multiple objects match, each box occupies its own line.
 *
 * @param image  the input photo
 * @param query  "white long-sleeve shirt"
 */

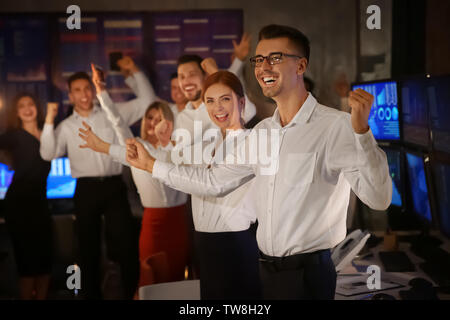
xmin=159 ymin=130 xmax=257 ymax=232
xmin=40 ymin=71 xmax=155 ymax=178
xmin=153 ymin=93 xmax=392 ymax=256
xmin=96 ymin=89 xmax=187 ymax=209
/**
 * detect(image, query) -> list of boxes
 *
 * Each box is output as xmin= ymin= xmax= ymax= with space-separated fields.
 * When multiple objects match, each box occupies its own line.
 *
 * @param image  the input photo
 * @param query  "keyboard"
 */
xmin=410 ymin=241 xmax=450 ymax=287
xmin=410 ymin=242 xmax=450 ymax=266
xmin=419 ymin=262 xmax=450 ymax=287
xmin=379 ymin=251 xmax=416 ymax=272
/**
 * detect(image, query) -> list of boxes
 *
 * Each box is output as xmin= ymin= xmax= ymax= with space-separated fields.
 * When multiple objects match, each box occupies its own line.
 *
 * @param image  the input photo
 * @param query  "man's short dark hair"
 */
xmin=170 ymin=72 xmax=178 ymax=80
xmin=67 ymin=72 xmax=92 ymax=90
xmin=258 ymin=25 xmax=310 ymax=64
xmin=177 ymin=55 xmax=205 ymax=74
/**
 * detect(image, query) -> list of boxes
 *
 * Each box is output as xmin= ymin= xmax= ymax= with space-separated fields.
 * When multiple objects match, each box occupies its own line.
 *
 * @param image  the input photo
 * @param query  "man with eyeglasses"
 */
xmin=128 ymin=24 xmax=392 ymax=299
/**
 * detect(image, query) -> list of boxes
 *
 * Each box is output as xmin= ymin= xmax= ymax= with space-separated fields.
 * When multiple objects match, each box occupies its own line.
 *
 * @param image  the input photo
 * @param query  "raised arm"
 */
xmin=326 ymin=90 xmax=392 ymax=211
xmin=40 ymin=102 xmax=67 ymax=160
xmin=78 ymin=119 xmax=170 ymax=167
xmin=115 ymin=57 xmax=157 ymax=125
xmin=91 ymin=63 xmax=134 ymax=146
xmin=125 ymin=137 xmax=255 ymax=197
xmin=228 ymin=33 xmax=256 ymax=123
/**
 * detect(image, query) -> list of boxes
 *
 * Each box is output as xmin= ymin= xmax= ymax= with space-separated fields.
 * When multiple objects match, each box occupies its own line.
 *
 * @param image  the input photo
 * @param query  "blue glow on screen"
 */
xmin=352 ymin=81 xmax=400 ymax=141
xmin=406 ymin=153 xmax=432 ymax=222
xmin=46 ymin=158 xmax=77 ymax=199
xmin=0 ymin=163 xmax=14 ymax=200
xmin=384 ymin=149 xmax=402 ymax=207
xmin=0 ymin=158 xmax=76 ymax=200
xmin=432 ymin=162 xmax=450 ymax=238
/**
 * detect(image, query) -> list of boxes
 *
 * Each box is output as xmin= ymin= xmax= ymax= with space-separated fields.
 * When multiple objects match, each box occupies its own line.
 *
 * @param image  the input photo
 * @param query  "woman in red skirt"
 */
xmin=133 ymin=102 xmax=189 ymax=286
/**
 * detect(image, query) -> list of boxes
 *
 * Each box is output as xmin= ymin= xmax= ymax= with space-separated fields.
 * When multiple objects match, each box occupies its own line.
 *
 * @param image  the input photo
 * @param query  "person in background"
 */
xmin=175 ymin=33 xmax=257 ymax=146
xmin=77 ymin=65 xmax=189 ymax=294
xmin=40 ymin=57 xmax=153 ymax=299
xmin=0 ymin=93 xmax=53 ymax=300
xmin=125 ymin=24 xmax=392 ymax=300
xmin=126 ymin=71 xmax=261 ymax=300
xmin=334 ymin=73 xmax=352 ymax=113
xmin=168 ymin=72 xmax=188 ymax=118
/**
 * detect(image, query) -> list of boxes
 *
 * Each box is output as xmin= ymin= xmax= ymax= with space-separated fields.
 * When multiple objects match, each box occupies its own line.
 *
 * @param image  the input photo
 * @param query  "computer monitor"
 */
xmin=351 ymin=80 xmax=400 ymax=141
xmin=427 ymin=75 xmax=450 ymax=154
xmin=0 ymin=162 xmax=14 ymax=200
xmin=401 ymin=77 xmax=430 ymax=148
xmin=382 ymin=147 xmax=404 ymax=208
xmin=405 ymin=151 xmax=433 ymax=224
xmin=46 ymin=157 xmax=77 ymax=199
xmin=431 ymin=160 xmax=450 ymax=239
xmin=0 ymin=157 xmax=76 ymax=200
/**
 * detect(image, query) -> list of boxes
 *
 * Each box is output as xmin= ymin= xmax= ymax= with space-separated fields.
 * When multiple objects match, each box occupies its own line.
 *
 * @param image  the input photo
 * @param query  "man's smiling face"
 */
xmin=254 ymin=37 xmax=305 ymax=99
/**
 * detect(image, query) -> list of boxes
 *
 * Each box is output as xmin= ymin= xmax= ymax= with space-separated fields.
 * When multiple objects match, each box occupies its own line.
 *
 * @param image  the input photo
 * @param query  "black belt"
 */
xmin=259 ymin=249 xmax=331 ymax=271
xmin=77 ymin=175 xmax=122 ymax=183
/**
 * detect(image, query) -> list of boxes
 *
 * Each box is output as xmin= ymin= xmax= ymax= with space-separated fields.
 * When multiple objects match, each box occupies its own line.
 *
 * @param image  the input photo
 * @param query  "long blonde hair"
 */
xmin=140 ymin=101 xmax=174 ymax=141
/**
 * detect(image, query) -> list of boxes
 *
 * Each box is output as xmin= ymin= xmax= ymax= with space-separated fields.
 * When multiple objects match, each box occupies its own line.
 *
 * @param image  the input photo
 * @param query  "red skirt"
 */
xmin=138 ymin=204 xmax=190 ymax=287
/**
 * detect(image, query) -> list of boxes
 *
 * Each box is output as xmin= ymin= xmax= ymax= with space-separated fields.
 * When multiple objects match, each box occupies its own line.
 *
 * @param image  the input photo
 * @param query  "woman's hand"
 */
xmin=126 ymin=138 xmax=156 ymax=173
xmin=45 ymin=102 xmax=59 ymax=124
xmin=90 ymin=63 xmax=106 ymax=93
xmin=78 ymin=121 xmax=110 ymax=154
xmin=154 ymin=119 xmax=173 ymax=147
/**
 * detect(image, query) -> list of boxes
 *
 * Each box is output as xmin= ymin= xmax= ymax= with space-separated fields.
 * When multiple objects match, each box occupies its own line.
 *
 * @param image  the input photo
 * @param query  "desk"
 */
xmin=335 ymin=231 xmax=450 ymax=300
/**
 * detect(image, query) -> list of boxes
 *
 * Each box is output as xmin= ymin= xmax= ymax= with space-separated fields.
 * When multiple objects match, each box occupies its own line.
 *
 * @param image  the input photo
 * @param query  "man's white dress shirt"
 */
xmin=153 ymin=93 xmax=392 ymax=256
xmin=40 ymin=71 xmax=155 ymax=178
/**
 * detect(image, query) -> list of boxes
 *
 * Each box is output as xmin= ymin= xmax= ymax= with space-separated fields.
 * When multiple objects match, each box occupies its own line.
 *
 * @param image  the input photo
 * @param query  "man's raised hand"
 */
xmin=348 ymin=89 xmax=374 ymax=134
xmin=232 ymin=32 xmax=251 ymax=61
xmin=117 ymin=56 xmax=139 ymax=77
xmin=201 ymin=57 xmax=219 ymax=76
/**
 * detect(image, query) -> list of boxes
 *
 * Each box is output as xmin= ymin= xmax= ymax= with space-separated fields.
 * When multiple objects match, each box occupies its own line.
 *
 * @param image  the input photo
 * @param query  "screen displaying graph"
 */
xmin=0 ymin=158 xmax=76 ymax=200
xmin=352 ymin=81 xmax=400 ymax=141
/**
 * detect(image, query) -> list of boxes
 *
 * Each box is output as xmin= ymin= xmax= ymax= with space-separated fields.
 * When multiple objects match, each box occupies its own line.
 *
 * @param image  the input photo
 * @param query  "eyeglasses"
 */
xmin=249 ymin=52 xmax=303 ymax=67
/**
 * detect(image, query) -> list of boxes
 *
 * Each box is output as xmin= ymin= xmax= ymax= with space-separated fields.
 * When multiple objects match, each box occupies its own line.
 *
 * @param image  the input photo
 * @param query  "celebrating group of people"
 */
xmin=0 ymin=24 xmax=392 ymax=300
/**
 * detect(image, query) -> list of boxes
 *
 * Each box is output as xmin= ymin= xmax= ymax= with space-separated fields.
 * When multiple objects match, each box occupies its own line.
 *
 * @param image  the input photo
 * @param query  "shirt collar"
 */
xmin=185 ymin=101 xmax=196 ymax=111
xmin=271 ymin=93 xmax=317 ymax=128
xmin=73 ymin=104 xmax=101 ymax=119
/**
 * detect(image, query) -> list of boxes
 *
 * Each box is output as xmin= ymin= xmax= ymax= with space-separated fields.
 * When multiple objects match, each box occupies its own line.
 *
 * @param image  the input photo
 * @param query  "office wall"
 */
xmin=426 ymin=0 xmax=450 ymax=75
xmin=0 ymin=0 xmax=358 ymax=119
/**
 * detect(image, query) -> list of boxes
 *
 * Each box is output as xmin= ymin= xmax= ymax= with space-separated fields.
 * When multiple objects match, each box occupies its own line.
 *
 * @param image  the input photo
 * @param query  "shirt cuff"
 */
xmin=160 ymin=143 xmax=174 ymax=151
xmin=354 ymin=128 xmax=378 ymax=152
xmin=152 ymin=160 xmax=174 ymax=181
xmin=109 ymin=144 xmax=126 ymax=164
xmin=42 ymin=123 xmax=54 ymax=133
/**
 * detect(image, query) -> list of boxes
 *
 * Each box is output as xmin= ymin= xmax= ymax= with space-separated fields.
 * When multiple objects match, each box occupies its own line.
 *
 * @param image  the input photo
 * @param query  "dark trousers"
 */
xmin=194 ymin=227 xmax=261 ymax=300
xmin=74 ymin=176 xmax=139 ymax=300
xmin=259 ymin=249 xmax=337 ymax=300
